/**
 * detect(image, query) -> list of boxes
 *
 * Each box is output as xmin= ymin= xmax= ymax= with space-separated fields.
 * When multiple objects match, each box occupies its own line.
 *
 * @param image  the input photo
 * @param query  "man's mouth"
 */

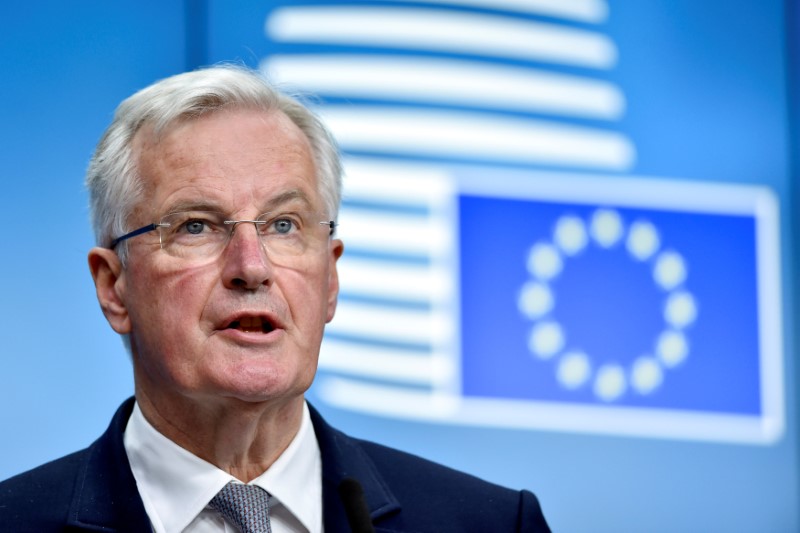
xmin=226 ymin=316 xmax=275 ymax=334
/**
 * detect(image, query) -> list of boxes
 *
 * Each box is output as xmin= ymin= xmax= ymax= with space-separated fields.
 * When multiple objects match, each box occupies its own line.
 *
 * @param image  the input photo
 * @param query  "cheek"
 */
xmin=294 ymin=267 xmax=332 ymax=319
xmin=280 ymin=268 xmax=331 ymax=352
xmin=126 ymin=263 xmax=213 ymax=347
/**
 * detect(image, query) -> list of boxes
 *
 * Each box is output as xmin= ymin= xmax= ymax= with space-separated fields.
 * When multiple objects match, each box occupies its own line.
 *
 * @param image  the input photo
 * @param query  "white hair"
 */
xmin=85 ymin=64 xmax=342 ymax=262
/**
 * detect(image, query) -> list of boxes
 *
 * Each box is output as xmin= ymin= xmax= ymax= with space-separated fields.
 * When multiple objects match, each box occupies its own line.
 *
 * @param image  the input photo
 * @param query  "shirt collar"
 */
xmin=124 ymin=401 xmax=322 ymax=533
xmin=251 ymin=401 xmax=322 ymax=533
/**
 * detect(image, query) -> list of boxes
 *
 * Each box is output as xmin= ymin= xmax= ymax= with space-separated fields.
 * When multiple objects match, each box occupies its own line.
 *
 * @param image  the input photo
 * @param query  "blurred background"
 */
xmin=1 ymin=1 xmax=798 ymax=531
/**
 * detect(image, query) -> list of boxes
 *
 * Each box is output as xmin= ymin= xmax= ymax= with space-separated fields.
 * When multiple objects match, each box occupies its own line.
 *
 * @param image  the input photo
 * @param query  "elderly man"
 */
xmin=0 ymin=65 xmax=550 ymax=532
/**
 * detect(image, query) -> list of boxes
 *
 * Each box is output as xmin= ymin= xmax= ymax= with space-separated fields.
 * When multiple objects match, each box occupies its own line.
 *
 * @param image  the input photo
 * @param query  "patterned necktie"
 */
xmin=209 ymin=481 xmax=272 ymax=533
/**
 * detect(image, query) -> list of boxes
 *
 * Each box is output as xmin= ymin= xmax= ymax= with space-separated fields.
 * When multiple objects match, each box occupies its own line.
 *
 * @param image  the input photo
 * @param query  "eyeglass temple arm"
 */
xmin=110 ymin=223 xmax=158 ymax=249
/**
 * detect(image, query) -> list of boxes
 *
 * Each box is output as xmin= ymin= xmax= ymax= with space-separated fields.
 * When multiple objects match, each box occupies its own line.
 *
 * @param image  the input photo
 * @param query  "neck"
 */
xmin=135 ymin=386 xmax=304 ymax=483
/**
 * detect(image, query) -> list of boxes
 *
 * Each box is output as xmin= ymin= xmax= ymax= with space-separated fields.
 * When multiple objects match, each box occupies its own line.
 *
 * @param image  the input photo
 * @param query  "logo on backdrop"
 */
xmin=517 ymin=209 xmax=697 ymax=402
xmin=453 ymin=181 xmax=781 ymax=446
xmin=258 ymin=1 xmax=784 ymax=444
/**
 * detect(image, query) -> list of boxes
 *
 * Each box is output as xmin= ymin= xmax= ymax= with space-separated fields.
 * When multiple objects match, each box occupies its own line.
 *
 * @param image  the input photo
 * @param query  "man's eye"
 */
xmin=184 ymin=220 xmax=207 ymax=234
xmin=273 ymin=218 xmax=295 ymax=234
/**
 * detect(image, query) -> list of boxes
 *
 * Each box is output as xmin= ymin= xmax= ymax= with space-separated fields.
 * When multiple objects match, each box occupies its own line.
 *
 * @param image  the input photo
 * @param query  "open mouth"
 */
xmin=226 ymin=316 xmax=275 ymax=334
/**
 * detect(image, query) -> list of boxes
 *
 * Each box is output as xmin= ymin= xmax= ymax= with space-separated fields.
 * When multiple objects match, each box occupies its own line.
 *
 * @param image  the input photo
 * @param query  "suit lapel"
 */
xmin=66 ymin=398 xmax=152 ymax=532
xmin=309 ymin=404 xmax=403 ymax=533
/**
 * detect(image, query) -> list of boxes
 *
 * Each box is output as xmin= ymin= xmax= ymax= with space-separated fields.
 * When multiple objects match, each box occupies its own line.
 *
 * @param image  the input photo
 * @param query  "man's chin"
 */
xmin=214 ymin=374 xmax=310 ymax=407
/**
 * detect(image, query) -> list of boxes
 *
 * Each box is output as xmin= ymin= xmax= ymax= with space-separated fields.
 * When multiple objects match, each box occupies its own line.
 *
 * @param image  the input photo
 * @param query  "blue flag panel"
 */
xmin=459 ymin=195 xmax=761 ymax=414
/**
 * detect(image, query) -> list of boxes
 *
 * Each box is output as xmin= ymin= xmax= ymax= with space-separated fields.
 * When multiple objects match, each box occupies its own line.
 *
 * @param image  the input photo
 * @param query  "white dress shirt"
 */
xmin=124 ymin=401 xmax=323 ymax=533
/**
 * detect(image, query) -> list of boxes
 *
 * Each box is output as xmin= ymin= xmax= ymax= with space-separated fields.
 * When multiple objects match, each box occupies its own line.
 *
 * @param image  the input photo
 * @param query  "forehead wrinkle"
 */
xmin=261 ymin=189 xmax=313 ymax=212
xmin=162 ymin=200 xmax=225 ymax=215
xmin=130 ymin=108 xmax=322 ymax=222
xmin=157 ymin=188 xmax=316 ymax=220
xmin=144 ymin=177 xmax=228 ymax=218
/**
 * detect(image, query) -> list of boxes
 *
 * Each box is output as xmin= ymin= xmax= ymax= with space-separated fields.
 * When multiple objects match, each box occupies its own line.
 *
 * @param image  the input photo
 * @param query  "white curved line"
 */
xmin=318 ymin=106 xmax=636 ymax=170
xmin=319 ymin=339 xmax=454 ymax=385
xmin=407 ymin=0 xmax=609 ymax=23
xmin=264 ymin=55 xmax=624 ymax=120
xmin=338 ymin=257 xmax=454 ymax=302
xmin=328 ymin=300 xmax=453 ymax=347
xmin=267 ymin=6 xmax=617 ymax=68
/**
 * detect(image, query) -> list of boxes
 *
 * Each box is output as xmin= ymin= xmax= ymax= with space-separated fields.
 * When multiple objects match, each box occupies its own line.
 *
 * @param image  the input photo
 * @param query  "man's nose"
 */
xmin=221 ymin=222 xmax=273 ymax=290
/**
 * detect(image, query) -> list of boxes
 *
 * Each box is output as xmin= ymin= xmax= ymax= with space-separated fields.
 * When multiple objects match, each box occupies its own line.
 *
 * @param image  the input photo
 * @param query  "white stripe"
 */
xmin=317 ymin=377 xmax=784 ymax=444
xmin=319 ymin=339 xmax=454 ymax=385
xmin=342 ymin=157 xmax=455 ymax=206
xmin=264 ymin=55 xmax=624 ymax=120
xmin=318 ymin=377 xmax=460 ymax=415
xmin=404 ymin=0 xmax=609 ymax=23
xmin=267 ymin=6 xmax=616 ymax=68
xmin=456 ymin=168 xmax=779 ymax=216
xmin=337 ymin=208 xmax=451 ymax=257
xmin=328 ymin=300 xmax=453 ymax=347
xmin=338 ymin=257 xmax=454 ymax=302
xmin=319 ymin=106 xmax=635 ymax=170
xmin=754 ymin=190 xmax=785 ymax=440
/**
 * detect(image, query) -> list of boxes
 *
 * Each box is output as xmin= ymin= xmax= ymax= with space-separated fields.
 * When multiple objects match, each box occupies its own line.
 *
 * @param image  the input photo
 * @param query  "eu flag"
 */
xmin=456 ymin=174 xmax=782 ymax=443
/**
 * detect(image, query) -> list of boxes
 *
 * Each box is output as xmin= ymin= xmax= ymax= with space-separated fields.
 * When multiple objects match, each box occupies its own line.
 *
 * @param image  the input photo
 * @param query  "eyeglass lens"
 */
xmin=156 ymin=210 xmax=333 ymax=264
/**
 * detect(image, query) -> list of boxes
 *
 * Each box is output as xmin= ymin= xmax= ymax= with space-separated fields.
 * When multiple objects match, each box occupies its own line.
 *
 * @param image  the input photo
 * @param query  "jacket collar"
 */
xmin=66 ymin=397 xmax=152 ymax=532
xmin=64 ymin=398 xmax=402 ymax=532
xmin=309 ymin=404 xmax=402 ymax=532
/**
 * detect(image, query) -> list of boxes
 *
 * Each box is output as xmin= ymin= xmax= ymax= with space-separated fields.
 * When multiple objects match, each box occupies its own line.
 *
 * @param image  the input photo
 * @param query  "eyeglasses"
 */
xmin=110 ymin=210 xmax=336 ymax=264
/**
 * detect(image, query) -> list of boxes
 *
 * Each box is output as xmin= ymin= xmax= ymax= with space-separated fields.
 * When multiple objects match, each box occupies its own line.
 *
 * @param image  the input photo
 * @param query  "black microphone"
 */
xmin=337 ymin=477 xmax=375 ymax=533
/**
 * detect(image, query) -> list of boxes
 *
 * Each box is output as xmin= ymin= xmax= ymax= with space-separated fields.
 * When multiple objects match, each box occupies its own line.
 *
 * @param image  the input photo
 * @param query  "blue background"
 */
xmin=1 ymin=1 xmax=798 ymax=531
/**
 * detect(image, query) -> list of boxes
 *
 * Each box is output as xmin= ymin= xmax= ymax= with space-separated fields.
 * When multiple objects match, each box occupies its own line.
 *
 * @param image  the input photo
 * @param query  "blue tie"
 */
xmin=209 ymin=481 xmax=272 ymax=533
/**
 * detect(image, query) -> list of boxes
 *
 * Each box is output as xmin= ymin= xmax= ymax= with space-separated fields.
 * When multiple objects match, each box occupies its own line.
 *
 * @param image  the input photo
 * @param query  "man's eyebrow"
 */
xmin=159 ymin=190 xmax=317 ymax=217
xmin=162 ymin=201 xmax=223 ymax=214
xmin=262 ymin=190 xmax=314 ymax=211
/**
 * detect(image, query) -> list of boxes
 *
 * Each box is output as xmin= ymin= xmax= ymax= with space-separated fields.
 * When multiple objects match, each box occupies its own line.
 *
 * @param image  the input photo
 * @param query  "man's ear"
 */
xmin=326 ymin=238 xmax=344 ymax=323
xmin=88 ymin=247 xmax=131 ymax=334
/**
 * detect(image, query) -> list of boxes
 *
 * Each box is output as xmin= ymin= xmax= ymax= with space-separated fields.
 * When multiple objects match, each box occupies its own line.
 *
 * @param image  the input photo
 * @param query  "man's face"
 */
xmin=100 ymin=108 xmax=342 ymax=409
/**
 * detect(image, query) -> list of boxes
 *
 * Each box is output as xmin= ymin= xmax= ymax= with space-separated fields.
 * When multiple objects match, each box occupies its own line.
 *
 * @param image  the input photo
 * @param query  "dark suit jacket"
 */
xmin=0 ymin=398 xmax=550 ymax=532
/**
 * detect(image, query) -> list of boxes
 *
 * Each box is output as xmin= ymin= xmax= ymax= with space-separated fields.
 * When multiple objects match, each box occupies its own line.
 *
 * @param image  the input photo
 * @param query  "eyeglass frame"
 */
xmin=109 ymin=212 xmax=337 ymax=251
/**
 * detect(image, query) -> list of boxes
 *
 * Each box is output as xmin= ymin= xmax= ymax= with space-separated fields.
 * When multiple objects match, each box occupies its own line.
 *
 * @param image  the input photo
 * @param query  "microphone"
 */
xmin=337 ymin=477 xmax=375 ymax=533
